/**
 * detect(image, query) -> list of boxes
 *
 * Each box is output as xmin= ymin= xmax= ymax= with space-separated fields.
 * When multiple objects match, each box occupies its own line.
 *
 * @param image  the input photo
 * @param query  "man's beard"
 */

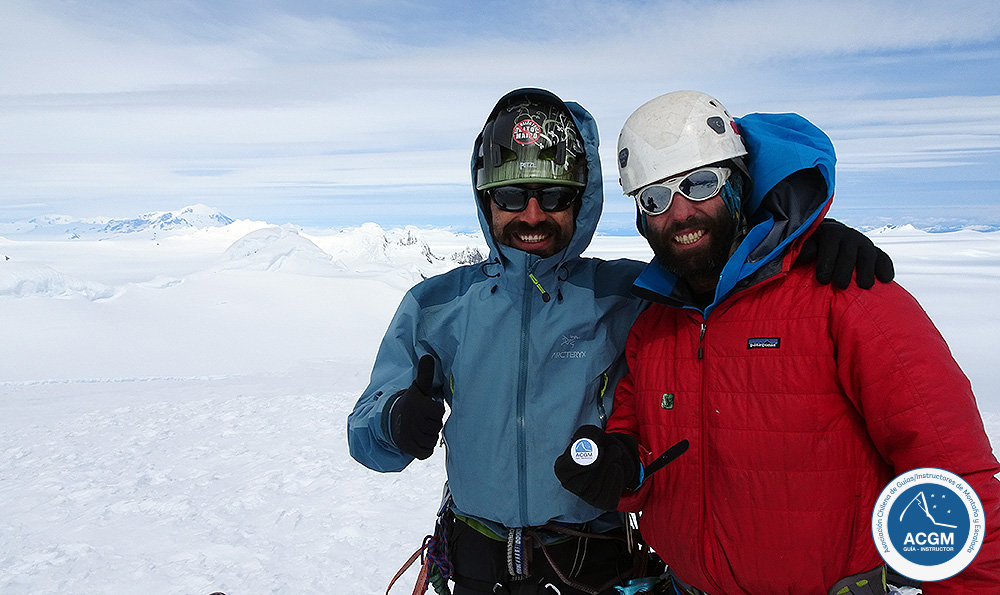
xmin=496 ymin=220 xmax=571 ymax=257
xmin=647 ymin=212 xmax=736 ymax=283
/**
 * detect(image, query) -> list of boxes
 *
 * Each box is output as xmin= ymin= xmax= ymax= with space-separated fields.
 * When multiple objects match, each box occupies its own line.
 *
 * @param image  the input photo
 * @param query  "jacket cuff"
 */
xmin=380 ymin=390 xmax=406 ymax=449
xmin=619 ymin=443 xmax=654 ymax=511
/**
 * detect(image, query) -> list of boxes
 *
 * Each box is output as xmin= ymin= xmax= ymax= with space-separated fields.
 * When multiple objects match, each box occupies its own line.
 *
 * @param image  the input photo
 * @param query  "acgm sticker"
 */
xmin=872 ymin=467 xmax=984 ymax=582
xmin=571 ymin=438 xmax=598 ymax=466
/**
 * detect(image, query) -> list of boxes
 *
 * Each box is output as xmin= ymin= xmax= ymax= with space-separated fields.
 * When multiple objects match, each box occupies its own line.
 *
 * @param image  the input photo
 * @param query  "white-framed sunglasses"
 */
xmin=634 ymin=167 xmax=731 ymax=216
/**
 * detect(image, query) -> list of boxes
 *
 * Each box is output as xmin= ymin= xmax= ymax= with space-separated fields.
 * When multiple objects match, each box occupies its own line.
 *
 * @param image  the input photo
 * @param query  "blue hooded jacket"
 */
xmin=347 ymin=93 xmax=647 ymax=529
xmin=631 ymin=112 xmax=837 ymax=313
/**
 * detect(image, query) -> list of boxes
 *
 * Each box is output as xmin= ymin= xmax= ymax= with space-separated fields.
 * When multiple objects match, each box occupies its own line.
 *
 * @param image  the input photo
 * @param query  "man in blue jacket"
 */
xmin=347 ymin=88 xmax=891 ymax=595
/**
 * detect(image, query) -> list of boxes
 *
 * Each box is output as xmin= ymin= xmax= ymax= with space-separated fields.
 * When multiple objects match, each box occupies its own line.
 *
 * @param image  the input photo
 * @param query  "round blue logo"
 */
xmin=872 ymin=468 xmax=984 ymax=581
xmin=888 ymin=484 xmax=969 ymax=567
xmin=571 ymin=438 xmax=598 ymax=466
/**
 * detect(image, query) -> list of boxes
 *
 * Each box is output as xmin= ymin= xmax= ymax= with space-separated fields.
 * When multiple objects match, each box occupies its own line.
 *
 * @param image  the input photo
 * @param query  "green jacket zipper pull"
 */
xmin=528 ymin=273 xmax=551 ymax=303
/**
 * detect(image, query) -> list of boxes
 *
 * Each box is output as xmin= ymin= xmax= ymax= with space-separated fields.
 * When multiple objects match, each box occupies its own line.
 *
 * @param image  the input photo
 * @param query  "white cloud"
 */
xmin=0 ymin=2 xmax=260 ymax=95
xmin=1 ymin=0 xmax=998 ymax=225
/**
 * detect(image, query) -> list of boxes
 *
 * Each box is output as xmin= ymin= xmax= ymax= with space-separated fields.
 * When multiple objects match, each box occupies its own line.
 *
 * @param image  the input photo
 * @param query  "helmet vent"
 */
xmin=497 ymin=146 xmax=517 ymax=166
xmin=706 ymin=116 xmax=726 ymax=134
xmin=490 ymin=145 xmax=502 ymax=167
xmin=554 ymin=141 xmax=567 ymax=166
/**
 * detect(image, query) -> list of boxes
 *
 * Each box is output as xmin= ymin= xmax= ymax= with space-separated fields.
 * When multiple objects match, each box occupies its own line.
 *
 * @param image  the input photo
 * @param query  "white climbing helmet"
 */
xmin=617 ymin=90 xmax=748 ymax=196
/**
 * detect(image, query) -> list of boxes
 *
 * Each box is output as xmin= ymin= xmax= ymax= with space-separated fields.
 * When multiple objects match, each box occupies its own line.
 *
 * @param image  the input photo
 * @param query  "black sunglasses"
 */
xmin=488 ymin=185 xmax=582 ymax=213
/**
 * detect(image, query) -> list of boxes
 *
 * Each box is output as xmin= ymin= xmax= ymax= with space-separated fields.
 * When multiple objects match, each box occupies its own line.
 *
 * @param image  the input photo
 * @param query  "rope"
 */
xmin=386 ymin=517 xmax=454 ymax=595
xmin=423 ymin=528 xmax=454 ymax=587
xmin=384 ymin=545 xmax=426 ymax=595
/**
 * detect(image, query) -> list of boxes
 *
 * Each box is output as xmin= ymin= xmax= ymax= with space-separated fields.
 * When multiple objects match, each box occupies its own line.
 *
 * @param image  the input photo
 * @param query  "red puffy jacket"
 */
xmin=609 ymin=255 xmax=1000 ymax=595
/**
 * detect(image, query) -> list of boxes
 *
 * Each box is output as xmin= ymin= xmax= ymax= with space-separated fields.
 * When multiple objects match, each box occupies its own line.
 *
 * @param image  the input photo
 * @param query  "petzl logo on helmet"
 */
xmin=512 ymin=119 xmax=542 ymax=145
xmin=872 ymin=467 xmax=985 ymax=582
xmin=571 ymin=438 xmax=598 ymax=466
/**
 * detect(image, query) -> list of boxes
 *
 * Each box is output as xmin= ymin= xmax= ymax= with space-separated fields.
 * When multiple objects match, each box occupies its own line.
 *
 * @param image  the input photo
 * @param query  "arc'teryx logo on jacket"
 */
xmin=552 ymin=335 xmax=587 ymax=359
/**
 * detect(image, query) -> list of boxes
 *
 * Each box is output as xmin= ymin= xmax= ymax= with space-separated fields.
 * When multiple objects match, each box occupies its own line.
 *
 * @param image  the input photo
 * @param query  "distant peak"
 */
xmin=101 ymin=205 xmax=235 ymax=235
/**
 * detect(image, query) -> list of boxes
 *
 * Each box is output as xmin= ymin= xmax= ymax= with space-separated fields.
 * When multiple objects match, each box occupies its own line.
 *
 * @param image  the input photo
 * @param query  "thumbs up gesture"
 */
xmin=389 ymin=355 xmax=445 ymax=460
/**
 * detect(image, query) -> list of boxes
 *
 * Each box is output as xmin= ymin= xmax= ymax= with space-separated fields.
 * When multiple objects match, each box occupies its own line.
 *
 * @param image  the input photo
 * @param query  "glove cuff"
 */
xmin=609 ymin=432 xmax=642 ymax=491
xmin=382 ymin=389 xmax=406 ymax=449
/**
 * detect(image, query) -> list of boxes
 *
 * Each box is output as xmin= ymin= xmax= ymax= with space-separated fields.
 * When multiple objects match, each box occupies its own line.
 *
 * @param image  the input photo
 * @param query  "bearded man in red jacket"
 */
xmin=555 ymin=91 xmax=1000 ymax=595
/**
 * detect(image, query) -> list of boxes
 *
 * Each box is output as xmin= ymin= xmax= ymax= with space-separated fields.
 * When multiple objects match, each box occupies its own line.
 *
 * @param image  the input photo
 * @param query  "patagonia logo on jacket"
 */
xmin=747 ymin=337 xmax=781 ymax=349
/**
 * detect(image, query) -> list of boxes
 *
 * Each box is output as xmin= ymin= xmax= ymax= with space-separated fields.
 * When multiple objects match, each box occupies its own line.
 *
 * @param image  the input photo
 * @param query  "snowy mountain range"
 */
xmin=2 ymin=204 xmax=1000 ymax=239
xmin=101 ymin=204 xmax=235 ymax=234
xmin=0 ymin=204 xmax=235 ymax=238
xmin=0 ymin=212 xmax=489 ymax=302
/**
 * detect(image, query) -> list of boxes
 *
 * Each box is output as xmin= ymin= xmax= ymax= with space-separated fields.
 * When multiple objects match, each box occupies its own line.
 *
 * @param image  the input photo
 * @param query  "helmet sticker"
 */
xmin=506 ymin=100 xmax=583 ymax=157
xmin=618 ymin=148 xmax=629 ymax=168
xmin=513 ymin=119 xmax=542 ymax=145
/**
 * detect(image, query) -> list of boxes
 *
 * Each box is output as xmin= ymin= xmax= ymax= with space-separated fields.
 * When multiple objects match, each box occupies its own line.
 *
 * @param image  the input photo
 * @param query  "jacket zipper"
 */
xmin=516 ymin=257 xmax=535 ymax=525
xmin=697 ymin=317 xmax=713 ymax=587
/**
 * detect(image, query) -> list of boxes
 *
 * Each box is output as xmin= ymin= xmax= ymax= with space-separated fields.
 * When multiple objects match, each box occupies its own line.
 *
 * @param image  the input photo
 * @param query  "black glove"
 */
xmin=389 ymin=355 xmax=444 ymax=460
xmin=798 ymin=218 xmax=894 ymax=289
xmin=554 ymin=425 xmax=641 ymax=511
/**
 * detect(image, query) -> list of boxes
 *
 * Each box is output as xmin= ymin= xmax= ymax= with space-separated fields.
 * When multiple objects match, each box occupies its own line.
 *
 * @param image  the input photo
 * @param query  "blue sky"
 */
xmin=2 ymin=0 xmax=999 ymax=233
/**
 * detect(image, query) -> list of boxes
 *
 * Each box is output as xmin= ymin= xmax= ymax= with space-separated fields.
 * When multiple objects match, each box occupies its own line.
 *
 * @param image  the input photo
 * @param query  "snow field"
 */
xmin=0 ymin=221 xmax=997 ymax=593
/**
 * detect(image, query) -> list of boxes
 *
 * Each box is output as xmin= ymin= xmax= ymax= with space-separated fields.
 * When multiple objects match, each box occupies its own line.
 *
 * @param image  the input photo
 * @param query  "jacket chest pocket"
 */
xmin=707 ymin=326 xmax=842 ymax=432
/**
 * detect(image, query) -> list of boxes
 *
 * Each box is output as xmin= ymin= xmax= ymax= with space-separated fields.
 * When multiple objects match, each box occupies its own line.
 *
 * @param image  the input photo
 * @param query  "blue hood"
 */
xmin=633 ymin=112 xmax=836 ymax=316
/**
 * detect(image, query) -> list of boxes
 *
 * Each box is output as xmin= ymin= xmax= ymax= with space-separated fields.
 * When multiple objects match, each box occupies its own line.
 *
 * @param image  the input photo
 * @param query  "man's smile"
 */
xmin=673 ymin=229 xmax=706 ymax=245
xmin=517 ymin=232 xmax=551 ymax=244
